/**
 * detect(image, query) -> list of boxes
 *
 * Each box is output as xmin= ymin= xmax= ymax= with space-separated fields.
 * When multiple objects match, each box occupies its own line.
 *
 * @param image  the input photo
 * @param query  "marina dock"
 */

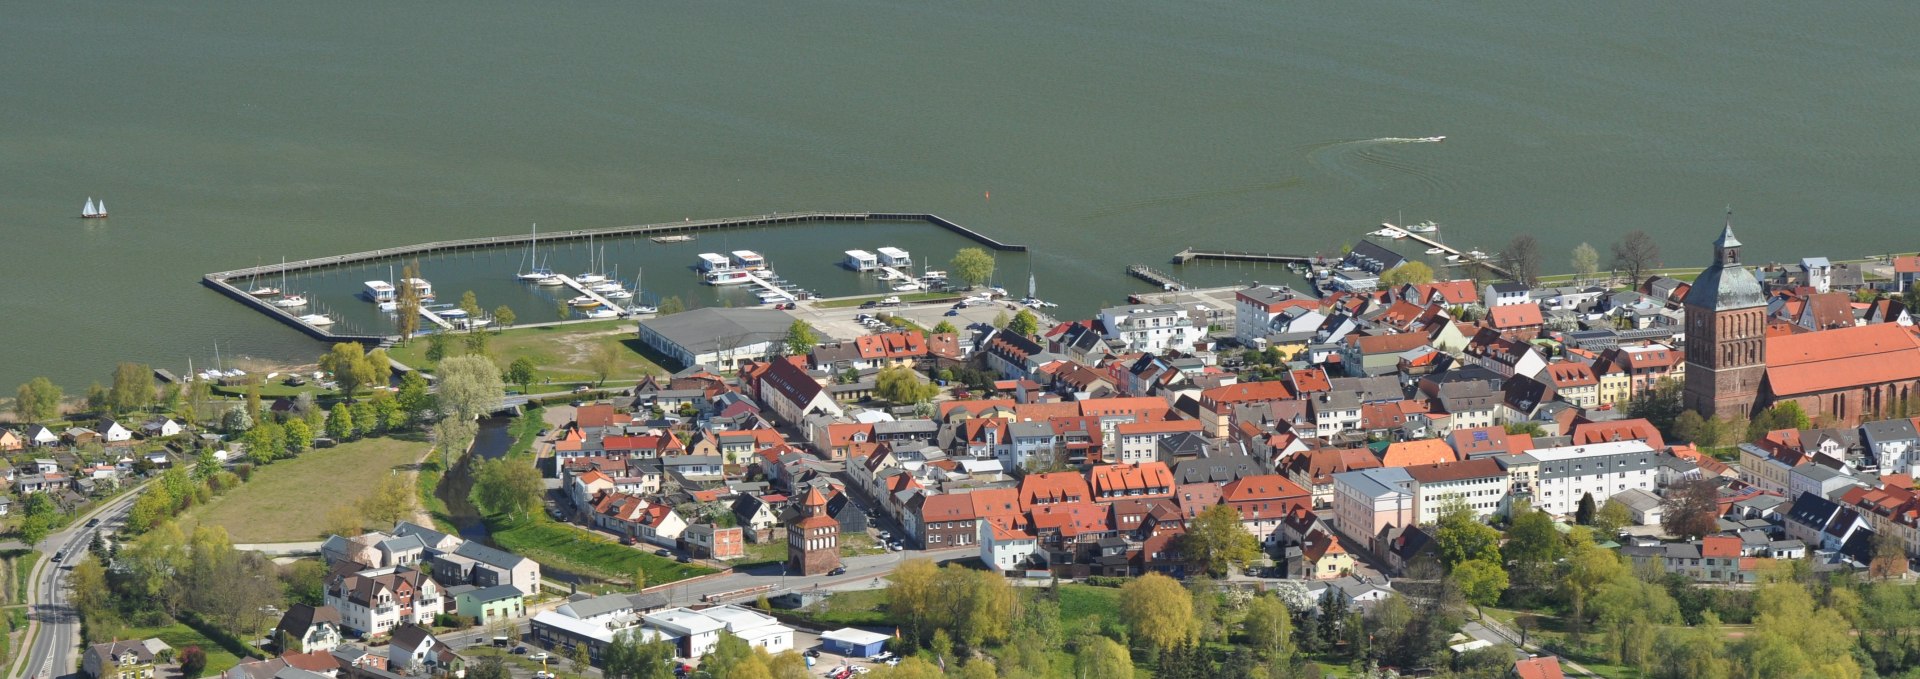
xmin=551 ymin=274 xmax=626 ymax=312
xmin=1126 ymin=264 xmax=1190 ymax=291
xmin=417 ymin=306 xmax=454 ymax=330
xmin=1376 ymin=227 xmax=1516 ymax=279
xmin=1170 ymin=248 xmax=1326 ymax=266
xmin=203 ymin=210 xmax=1019 ymax=344
xmin=742 ymin=271 xmax=798 ymax=303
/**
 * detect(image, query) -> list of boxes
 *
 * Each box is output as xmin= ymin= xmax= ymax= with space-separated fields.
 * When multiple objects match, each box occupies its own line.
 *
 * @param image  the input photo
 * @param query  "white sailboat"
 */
xmin=576 ymin=235 xmax=608 ymax=284
xmin=81 ymin=198 xmax=109 ymax=219
xmin=271 ymin=260 xmax=308 ymax=308
xmin=516 ymin=224 xmax=552 ymax=281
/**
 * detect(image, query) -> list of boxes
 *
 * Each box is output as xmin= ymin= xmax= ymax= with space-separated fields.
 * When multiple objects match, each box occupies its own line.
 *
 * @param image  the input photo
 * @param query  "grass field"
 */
xmin=385 ymin=321 xmax=663 ymax=383
xmin=485 ymin=514 xmax=715 ymax=586
xmin=121 ymin=622 xmax=245 ymax=674
xmin=188 ymin=436 xmax=431 ymax=543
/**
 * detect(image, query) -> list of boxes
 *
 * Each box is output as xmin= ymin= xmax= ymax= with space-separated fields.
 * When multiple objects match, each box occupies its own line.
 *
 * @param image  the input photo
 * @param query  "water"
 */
xmin=5 ymin=1 xmax=1918 ymax=387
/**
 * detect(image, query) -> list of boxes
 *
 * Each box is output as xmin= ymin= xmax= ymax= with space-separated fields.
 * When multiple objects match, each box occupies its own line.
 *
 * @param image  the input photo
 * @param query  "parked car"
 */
xmin=529 ymin=652 xmax=548 ymax=662
xmin=675 ymin=554 xmax=691 ymax=563
xmin=86 ymin=518 xmax=100 ymax=527
xmin=859 ymin=301 xmax=879 ymax=309
xmin=828 ymin=566 xmax=846 ymax=576
xmin=944 ymin=310 xmax=960 ymax=316
xmin=654 ymin=548 xmax=672 ymax=557
xmin=511 ymin=647 xmax=528 ymax=655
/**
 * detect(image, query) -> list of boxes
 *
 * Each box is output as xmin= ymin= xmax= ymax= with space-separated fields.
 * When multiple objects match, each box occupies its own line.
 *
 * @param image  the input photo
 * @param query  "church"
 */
xmin=1683 ymin=215 xmax=1920 ymax=426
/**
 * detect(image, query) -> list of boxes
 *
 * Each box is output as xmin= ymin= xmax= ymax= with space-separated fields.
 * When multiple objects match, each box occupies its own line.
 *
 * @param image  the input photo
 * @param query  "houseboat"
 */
xmin=363 ymin=280 xmax=397 ymax=303
xmin=876 ymin=247 xmax=911 ymax=267
xmin=696 ymin=252 xmax=733 ymax=273
xmin=704 ymin=270 xmax=754 ymax=286
xmin=729 ymin=250 xmax=767 ymax=271
xmin=402 ymin=278 xmax=435 ymax=300
xmin=845 ymin=249 xmax=879 ymax=271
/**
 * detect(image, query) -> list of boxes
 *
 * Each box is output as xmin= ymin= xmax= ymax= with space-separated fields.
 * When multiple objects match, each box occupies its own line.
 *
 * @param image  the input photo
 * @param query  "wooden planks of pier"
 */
xmin=1127 ymin=265 xmax=1190 ymax=291
xmin=1171 ymin=248 xmax=1323 ymax=265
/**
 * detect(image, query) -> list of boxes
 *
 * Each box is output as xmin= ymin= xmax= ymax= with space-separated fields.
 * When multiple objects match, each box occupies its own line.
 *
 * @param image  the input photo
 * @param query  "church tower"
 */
xmin=788 ymin=487 xmax=841 ymax=576
xmin=1682 ymin=211 xmax=1768 ymax=419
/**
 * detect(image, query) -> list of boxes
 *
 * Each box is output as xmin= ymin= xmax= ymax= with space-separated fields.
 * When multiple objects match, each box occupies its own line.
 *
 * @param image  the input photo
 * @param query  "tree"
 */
xmin=1432 ymin=500 xmax=1501 ymax=568
xmin=1748 ymin=402 xmax=1811 ymax=440
xmin=991 ymin=311 xmax=1009 ymax=329
xmin=492 ymin=305 xmax=516 ymax=329
xmin=1594 ymin=501 xmax=1632 ymax=538
xmin=1661 ymin=477 xmax=1721 ymax=539
xmin=1577 ymin=492 xmax=1598 ymax=525
xmin=326 ymin=403 xmax=355 ymax=441
xmin=426 ymin=333 xmax=454 ymax=363
xmin=588 ymin=343 xmax=620 ymax=387
xmin=1007 ymin=309 xmax=1039 ymax=337
xmin=1628 ymin=378 xmax=1686 ymax=435
xmin=506 ymin=357 xmax=537 ymax=393
xmin=321 ymin=504 xmax=364 ymax=540
xmin=656 ymin=296 xmax=686 ymax=316
xmin=1181 ymin=503 xmax=1260 ymax=578
xmin=466 ymin=656 xmax=510 ymax=679
xmin=1450 ymin=557 xmax=1509 ymax=615
xmin=283 ymin=418 xmax=313 ymax=455
xmin=178 ymin=646 xmax=208 ymax=679
xmin=1380 ymin=261 xmax=1435 ymax=287
xmin=1120 ymin=573 xmax=1196 ymax=651
xmin=1672 ymin=410 xmax=1706 ymax=445
xmin=110 ymin=362 xmax=155 ymax=413
xmin=950 ymin=248 xmax=995 ymax=288
xmin=875 ymin=366 xmax=938 ymax=405
xmin=931 ymin=320 xmax=957 ymax=334
xmin=1242 ymin=595 xmax=1294 ymax=662
xmin=885 ymin=559 xmax=941 ymax=644
xmin=320 ymin=343 xmax=377 ymax=399
xmin=783 ymin=320 xmax=819 ymax=357
xmin=396 ymin=260 xmax=423 ymax=341
xmin=1612 ymin=230 xmax=1661 ymax=287
xmin=473 ymin=457 xmax=544 ymax=518
xmin=1572 ymin=242 xmax=1600 ymax=280
xmin=242 ymin=421 xmax=285 ymax=464
xmin=222 ymin=407 xmax=253 ymax=435
xmin=396 ymin=371 xmax=433 ymax=424
xmin=437 ymin=355 xmax=505 ymax=424
xmin=1870 ymin=531 xmax=1908 ymax=580
xmin=1074 ymin=636 xmax=1133 ymax=679
xmin=459 ymin=291 xmax=483 ymax=331
xmin=14 ymin=377 xmax=62 ymax=423
xmin=1503 ymin=234 xmax=1543 ymax=286
xmin=464 ymin=329 xmax=491 ymax=356
xmin=567 ymin=639 xmax=592 ymax=674
xmin=358 ymin=473 xmax=415 ymax=526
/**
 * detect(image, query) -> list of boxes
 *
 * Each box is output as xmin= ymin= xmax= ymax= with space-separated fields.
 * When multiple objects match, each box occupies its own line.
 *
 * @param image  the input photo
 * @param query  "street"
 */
xmin=15 ymin=488 xmax=146 ymax=679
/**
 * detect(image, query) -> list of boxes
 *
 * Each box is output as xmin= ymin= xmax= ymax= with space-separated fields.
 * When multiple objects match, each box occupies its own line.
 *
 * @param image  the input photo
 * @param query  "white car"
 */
xmin=529 ymin=652 xmax=548 ymax=662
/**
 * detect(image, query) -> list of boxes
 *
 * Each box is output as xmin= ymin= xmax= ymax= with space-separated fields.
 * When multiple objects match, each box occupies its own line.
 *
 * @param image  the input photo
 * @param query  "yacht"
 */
xmin=602 ymin=288 xmax=634 ymax=300
xmin=891 ymin=282 xmax=922 ymax=292
xmin=536 ymin=274 xmax=567 ymax=286
xmin=247 ymin=284 xmax=282 ymax=298
xmin=704 ymin=270 xmax=753 ymax=286
xmin=585 ymin=307 xmax=620 ymax=319
xmin=1467 ymin=250 xmax=1488 ymax=260
xmin=273 ymin=293 xmax=309 ymax=309
xmin=628 ymin=304 xmax=659 ymax=315
xmin=1405 ymin=220 xmax=1440 ymax=233
xmin=516 ymin=224 xmax=552 ymax=281
xmin=650 ymin=234 xmax=695 ymax=244
xmin=298 ymin=313 xmax=333 ymax=327
xmin=434 ymin=305 xmax=469 ymax=320
xmin=569 ymin=295 xmax=603 ymax=308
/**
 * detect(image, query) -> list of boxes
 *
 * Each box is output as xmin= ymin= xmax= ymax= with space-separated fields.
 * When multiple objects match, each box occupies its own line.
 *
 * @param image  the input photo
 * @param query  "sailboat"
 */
xmin=270 ymin=259 xmax=308 ymax=308
xmin=576 ymin=235 xmax=608 ymax=284
xmin=81 ymin=198 xmax=109 ymax=219
xmin=245 ymin=263 xmax=281 ymax=297
xmin=516 ymin=224 xmax=552 ymax=281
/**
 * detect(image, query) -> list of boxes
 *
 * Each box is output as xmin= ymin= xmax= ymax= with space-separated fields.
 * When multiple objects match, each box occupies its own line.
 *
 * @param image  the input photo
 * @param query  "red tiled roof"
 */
xmin=1542 ymin=361 xmax=1597 ymax=388
xmin=1289 ymin=368 xmax=1333 ymax=394
xmin=1077 ymin=397 xmax=1172 ymax=418
xmin=825 ymin=423 xmax=874 ymax=448
xmin=1220 ymin=474 xmax=1309 ymax=504
xmin=1029 ymin=502 xmax=1110 ymax=537
xmin=1571 ymin=418 xmax=1665 ymax=449
xmin=854 ymin=331 xmax=928 ymax=359
xmin=1019 ymin=472 xmax=1093 ymax=511
xmin=1402 ymin=458 xmax=1506 ymax=484
xmin=968 ymin=488 xmax=1024 ymax=529
xmin=1200 ymin=381 xmax=1294 ymax=408
xmin=1380 ymin=439 xmax=1459 ymax=468
xmin=1513 ymin=657 xmax=1566 ymax=679
xmin=1351 ymin=332 xmax=1428 ymax=355
xmin=1701 ymin=535 xmax=1741 ymax=559
xmin=1765 ymin=324 xmax=1920 ymax=396
xmin=1895 ymin=255 xmax=1920 ymax=274
xmin=919 ymin=493 xmax=977 ymax=523
xmin=1014 ymin=402 xmax=1081 ymax=421
xmin=1422 ymin=280 xmax=1480 ymax=305
xmin=1087 ymin=462 xmax=1175 ymax=497
xmin=1489 ymin=303 xmax=1545 ymax=329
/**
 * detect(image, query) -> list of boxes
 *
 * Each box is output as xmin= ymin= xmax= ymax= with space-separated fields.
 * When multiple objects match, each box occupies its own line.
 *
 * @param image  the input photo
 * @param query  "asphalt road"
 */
xmin=17 ymin=489 xmax=145 ymax=679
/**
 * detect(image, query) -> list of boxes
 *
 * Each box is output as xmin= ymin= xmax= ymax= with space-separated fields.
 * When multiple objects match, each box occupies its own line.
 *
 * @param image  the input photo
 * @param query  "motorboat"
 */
xmin=1424 ymin=247 xmax=1446 ymax=255
xmin=1467 ymin=250 xmax=1488 ymax=260
xmin=1417 ymin=136 xmax=1445 ymax=142
xmin=891 ymin=282 xmax=922 ymax=292
xmin=650 ymin=234 xmax=695 ymax=244
xmin=585 ymin=308 xmax=620 ymax=319
xmin=434 ymin=305 xmax=469 ymax=320
xmin=1446 ymin=254 xmax=1462 ymax=262
xmin=377 ymin=301 xmax=398 ymax=313
xmin=602 ymin=288 xmax=634 ymax=300
xmin=1405 ymin=220 xmax=1440 ymax=233
xmin=536 ymin=275 xmax=567 ymax=286
xmin=1370 ymin=226 xmax=1408 ymax=239
xmin=704 ymin=270 xmax=753 ymax=286
xmin=273 ymin=294 xmax=309 ymax=309
xmin=298 ymin=313 xmax=333 ymax=326
xmin=569 ymin=296 xmax=602 ymax=308
xmin=628 ymin=304 xmax=659 ymax=314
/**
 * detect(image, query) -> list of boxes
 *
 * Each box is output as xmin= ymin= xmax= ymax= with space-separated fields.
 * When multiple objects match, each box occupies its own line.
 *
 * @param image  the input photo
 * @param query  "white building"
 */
xmin=1098 ymin=304 xmax=1206 ymax=354
xmin=635 ymin=308 xmax=805 ymax=370
xmin=979 ymin=521 xmax=1039 ymax=571
xmin=844 ymin=250 xmax=878 ymax=271
xmin=1329 ymin=468 xmax=1416 ymax=547
xmin=1505 ymin=441 xmax=1661 ymax=517
xmin=1234 ymin=285 xmax=1315 ymax=347
xmin=876 ymin=247 xmax=912 ymax=267
xmin=643 ymin=608 xmax=726 ymax=659
xmin=1403 ymin=458 xmax=1513 ymax=522
xmin=695 ymin=605 xmax=795 ymax=655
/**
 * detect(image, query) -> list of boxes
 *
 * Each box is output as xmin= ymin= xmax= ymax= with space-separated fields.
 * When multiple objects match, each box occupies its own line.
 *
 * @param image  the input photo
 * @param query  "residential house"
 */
xmin=324 ymin=565 xmax=443 ymax=638
xmin=275 ymin=604 xmax=345 ymax=654
xmin=84 ymin=641 xmax=157 ymax=679
xmin=452 ymin=585 xmax=524 ymax=625
xmin=1098 ymin=304 xmax=1205 ymax=354
xmin=1220 ymin=474 xmax=1312 ymax=543
xmin=682 ymin=524 xmax=744 ymax=560
xmin=386 ymin=625 xmax=458 ymax=673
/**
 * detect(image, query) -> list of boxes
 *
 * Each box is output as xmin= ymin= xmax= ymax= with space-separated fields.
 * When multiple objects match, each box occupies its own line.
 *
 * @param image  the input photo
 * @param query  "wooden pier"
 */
xmin=1375 ymin=227 xmax=1516 ymax=279
xmin=1126 ymin=265 xmax=1190 ymax=291
xmin=1171 ymin=248 xmax=1326 ymax=266
xmin=203 ymin=210 xmax=1021 ymax=345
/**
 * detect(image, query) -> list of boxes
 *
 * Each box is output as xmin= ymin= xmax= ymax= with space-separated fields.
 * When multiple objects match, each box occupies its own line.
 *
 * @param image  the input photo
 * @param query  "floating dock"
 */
xmin=1171 ymin=248 xmax=1326 ymax=265
xmin=1378 ymin=228 xmax=1516 ymax=279
xmin=1126 ymin=265 xmax=1190 ymax=291
xmin=204 ymin=211 xmax=1021 ymax=344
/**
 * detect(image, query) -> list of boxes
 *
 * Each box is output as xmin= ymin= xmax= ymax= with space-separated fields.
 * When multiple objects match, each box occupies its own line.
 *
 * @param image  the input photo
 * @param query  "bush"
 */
xmin=1085 ymin=576 xmax=1132 ymax=588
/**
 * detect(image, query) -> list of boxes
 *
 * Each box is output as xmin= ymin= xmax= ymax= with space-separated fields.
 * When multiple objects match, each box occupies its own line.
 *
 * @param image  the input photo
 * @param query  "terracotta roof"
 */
xmin=1422 ymin=280 xmax=1480 ymax=305
xmin=1029 ymin=502 xmax=1110 ymax=537
xmin=1700 ymin=535 xmax=1742 ymax=559
xmin=1220 ymin=474 xmax=1309 ymax=504
xmin=968 ymin=488 xmax=1024 ymax=529
xmin=1402 ymin=458 xmax=1506 ymax=484
xmin=1299 ymin=528 xmax=1346 ymax=563
xmin=1380 ymin=438 xmax=1459 ymax=467
xmin=919 ymin=493 xmax=977 ymax=523
xmin=854 ymin=330 xmax=928 ymax=359
xmin=1351 ymin=332 xmax=1429 ymax=355
xmin=1765 ymin=324 xmax=1920 ymax=396
xmin=1896 ymin=255 xmax=1920 ymax=274
xmin=1289 ymin=368 xmax=1333 ymax=394
xmin=1571 ymin=418 xmax=1666 ymax=450
xmin=825 ymin=423 xmax=874 ymax=448
xmin=1489 ymin=303 xmax=1545 ymax=329
xmin=1281 ymin=447 xmax=1382 ymax=485
xmin=1019 ymin=472 xmax=1093 ymax=511
xmin=1201 ymin=381 xmax=1293 ymax=407
xmin=1087 ymin=462 xmax=1175 ymax=497
xmin=1542 ymin=361 xmax=1597 ymax=388
xmin=1513 ymin=657 xmax=1567 ymax=679
xmin=1014 ymin=402 xmax=1081 ymax=421
xmin=1077 ymin=397 xmax=1173 ymax=418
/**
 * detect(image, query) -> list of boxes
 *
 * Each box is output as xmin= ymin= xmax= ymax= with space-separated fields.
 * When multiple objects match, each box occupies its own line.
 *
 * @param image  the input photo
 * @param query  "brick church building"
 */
xmin=788 ymin=487 xmax=842 ymax=576
xmin=1685 ymin=215 xmax=1920 ymax=426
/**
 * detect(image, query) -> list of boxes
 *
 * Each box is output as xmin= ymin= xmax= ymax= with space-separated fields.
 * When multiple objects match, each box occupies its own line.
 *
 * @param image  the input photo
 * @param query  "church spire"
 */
xmin=1715 ymin=206 xmax=1741 ymax=265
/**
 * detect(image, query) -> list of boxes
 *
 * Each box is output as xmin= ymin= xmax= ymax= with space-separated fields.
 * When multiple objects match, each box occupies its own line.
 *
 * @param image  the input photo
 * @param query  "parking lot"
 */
xmin=792 ymin=295 xmax=1053 ymax=341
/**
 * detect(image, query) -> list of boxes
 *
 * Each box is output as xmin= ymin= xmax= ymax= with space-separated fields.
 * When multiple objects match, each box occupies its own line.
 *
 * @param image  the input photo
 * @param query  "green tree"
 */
xmin=127 ymin=486 xmax=177 ymax=533
xmin=1432 ymin=500 xmax=1501 ymax=568
xmin=283 ymin=418 xmax=313 ymax=455
xmin=1007 ymin=309 xmax=1040 ymax=336
xmin=473 ymin=457 xmax=544 ymax=518
xmin=1451 ymin=557 xmax=1509 ymax=616
xmin=437 ymin=355 xmax=505 ymax=424
xmin=396 ymin=371 xmax=433 ymax=424
xmin=222 ymin=407 xmax=253 ymax=435
xmin=1594 ymin=500 xmax=1632 ymax=538
xmin=931 ymin=320 xmax=957 ymax=334
xmin=1749 ymin=402 xmax=1812 ymax=439
xmin=243 ymin=421 xmax=286 ymax=464
xmin=783 ymin=320 xmax=819 ymax=356
xmin=1627 ymin=378 xmax=1686 ymax=435
xmin=110 ymin=362 xmax=155 ymax=413
xmin=875 ymin=365 xmax=938 ymax=405
xmin=1380 ymin=261 xmax=1435 ymax=286
xmin=506 ymin=357 xmax=537 ymax=393
xmin=325 ymin=403 xmax=355 ymax=441
xmin=492 ymin=305 xmax=516 ymax=329
xmin=396 ymin=260 xmax=423 ymax=341
xmin=1572 ymin=242 xmax=1600 ymax=280
xmin=357 ymin=472 xmax=415 ymax=526
xmin=1672 ymin=410 xmax=1706 ymax=444
xmin=1242 ymin=595 xmax=1294 ymax=662
xmin=991 ymin=311 xmax=1009 ymax=329
xmin=656 ymin=296 xmax=686 ymax=316
xmin=1577 ymin=492 xmax=1597 ymax=525
xmin=1503 ymin=508 xmax=1566 ymax=599
xmin=14 ymin=377 xmax=62 ymax=423
xmin=1074 ymin=636 xmax=1133 ymax=679
xmin=459 ymin=291 xmax=482 ymax=330
xmin=1180 ymin=503 xmax=1260 ymax=578
xmin=1120 ymin=573 xmax=1196 ymax=651
xmin=320 ymin=343 xmax=377 ymax=399
xmin=351 ymin=399 xmax=378 ymax=436
xmin=950 ymin=248 xmax=995 ymax=288
xmin=426 ymin=333 xmax=454 ymax=363
xmin=588 ymin=343 xmax=619 ymax=387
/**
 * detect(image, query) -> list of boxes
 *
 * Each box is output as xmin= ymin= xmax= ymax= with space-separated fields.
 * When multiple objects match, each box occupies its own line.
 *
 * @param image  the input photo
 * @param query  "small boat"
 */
xmin=704 ymin=270 xmax=753 ymax=286
xmin=650 ymin=234 xmax=696 ymax=244
xmin=628 ymin=304 xmax=659 ymax=315
xmin=892 ymin=282 xmax=922 ymax=292
xmin=247 ymin=285 xmax=282 ymax=298
xmin=576 ymin=272 xmax=608 ymax=284
xmin=516 ymin=224 xmax=551 ymax=281
xmin=920 ymin=269 xmax=948 ymax=280
xmin=1370 ymin=226 xmax=1407 ymax=239
xmin=1467 ymin=250 xmax=1488 ymax=260
xmin=435 ymin=306 xmax=470 ymax=320
xmin=569 ymin=296 xmax=602 ymax=308
xmin=1424 ymin=247 xmax=1446 ymax=255
xmin=602 ymin=288 xmax=634 ymax=300
xmin=1417 ymin=136 xmax=1446 ymax=142
xmin=585 ymin=308 xmax=620 ymax=319
xmin=298 ymin=313 xmax=333 ymax=327
xmin=1405 ymin=220 xmax=1440 ymax=233
xmin=273 ymin=294 xmax=309 ymax=309
xmin=81 ymin=198 xmax=109 ymax=219
xmin=536 ymin=275 xmax=567 ymax=286
xmin=590 ymin=281 xmax=624 ymax=293
xmin=377 ymin=301 xmax=398 ymax=312
xmin=1445 ymin=254 xmax=1462 ymax=262
xmin=460 ymin=317 xmax=493 ymax=330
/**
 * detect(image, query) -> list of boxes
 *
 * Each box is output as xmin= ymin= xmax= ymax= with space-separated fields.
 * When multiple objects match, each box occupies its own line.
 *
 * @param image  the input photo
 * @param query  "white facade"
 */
xmin=1519 ymin=441 xmax=1661 ymax=517
xmin=1412 ymin=471 xmax=1513 ymax=523
xmin=978 ymin=522 xmax=1039 ymax=571
xmin=1098 ymin=304 xmax=1206 ymax=354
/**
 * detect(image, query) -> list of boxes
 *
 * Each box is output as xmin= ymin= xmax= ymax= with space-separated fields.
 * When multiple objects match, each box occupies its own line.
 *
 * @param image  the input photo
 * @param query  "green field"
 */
xmin=121 ymin=622 xmax=246 ymax=674
xmin=385 ymin=321 xmax=663 ymax=383
xmin=187 ymin=436 xmax=431 ymax=543
xmin=485 ymin=514 xmax=716 ymax=586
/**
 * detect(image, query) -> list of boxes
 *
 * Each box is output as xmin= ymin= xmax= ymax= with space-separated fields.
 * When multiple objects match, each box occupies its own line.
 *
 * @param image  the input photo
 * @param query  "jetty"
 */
xmin=417 ymin=306 xmax=455 ymax=331
xmin=1171 ymin=248 xmax=1327 ymax=266
xmin=743 ymin=272 xmax=799 ymax=303
xmin=1374 ymin=227 xmax=1516 ymax=279
xmin=1126 ymin=265 xmax=1190 ymax=291
xmin=203 ymin=211 xmax=1020 ymax=344
xmin=552 ymin=273 xmax=625 ymax=312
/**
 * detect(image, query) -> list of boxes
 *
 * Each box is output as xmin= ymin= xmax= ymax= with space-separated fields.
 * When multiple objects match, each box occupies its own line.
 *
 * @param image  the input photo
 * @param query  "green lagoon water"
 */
xmin=5 ymin=1 xmax=1918 ymax=387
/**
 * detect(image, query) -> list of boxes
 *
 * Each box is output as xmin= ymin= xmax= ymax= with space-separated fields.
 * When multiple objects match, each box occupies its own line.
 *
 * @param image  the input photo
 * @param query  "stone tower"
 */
xmin=787 ymin=487 xmax=841 ymax=576
xmin=1682 ymin=212 xmax=1768 ymax=419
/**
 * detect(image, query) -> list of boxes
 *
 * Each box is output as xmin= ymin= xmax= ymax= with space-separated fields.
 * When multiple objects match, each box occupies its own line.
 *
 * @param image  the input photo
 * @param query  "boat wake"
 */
xmin=1303 ymin=137 xmax=1455 ymax=197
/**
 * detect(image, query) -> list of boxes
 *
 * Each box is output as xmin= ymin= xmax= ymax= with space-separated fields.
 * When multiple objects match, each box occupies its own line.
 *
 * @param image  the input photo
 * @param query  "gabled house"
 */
xmin=387 ymin=625 xmax=458 ymax=673
xmin=275 ymin=604 xmax=345 ymax=654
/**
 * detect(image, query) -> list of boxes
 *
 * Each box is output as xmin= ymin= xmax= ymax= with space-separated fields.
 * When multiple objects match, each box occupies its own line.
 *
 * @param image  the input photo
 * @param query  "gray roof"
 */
xmin=639 ymin=308 xmax=803 ymax=354
xmin=460 ymin=585 xmax=525 ymax=603
xmin=1682 ymin=226 xmax=1765 ymax=310
xmin=378 ymin=534 xmax=426 ymax=554
xmin=1861 ymin=418 xmax=1919 ymax=445
xmin=558 ymin=593 xmax=634 ymax=619
xmin=1008 ymin=421 xmax=1054 ymax=439
xmin=1334 ymin=467 xmax=1414 ymax=500
xmin=1609 ymin=487 xmax=1662 ymax=512
xmin=452 ymin=540 xmax=528 ymax=569
xmin=874 ymin=419 xmax=938 ymax=435
xmin=392 ymin=522 xmax=456 ymax=547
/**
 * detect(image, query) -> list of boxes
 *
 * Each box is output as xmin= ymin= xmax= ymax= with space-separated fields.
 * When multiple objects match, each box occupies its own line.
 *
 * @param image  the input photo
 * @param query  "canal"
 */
xmin=433 ymin=412 xmax=603 ymax=589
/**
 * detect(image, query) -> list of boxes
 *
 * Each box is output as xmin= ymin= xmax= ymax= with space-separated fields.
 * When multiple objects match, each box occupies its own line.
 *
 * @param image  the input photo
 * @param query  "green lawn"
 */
xmin=121 ymin=622 xmax=245 ymax=674
xmin=386 ymin=321 xmax=663 ymax=383
xmin=415 ymin=459 xmax=458 ymax=535
xmin=8 ymin=551 xmax=38 ymax=605
xmin=840 ymin=532 xmax=885 ymax=558
xmin=737 ymin=541 xmax=787 ymax=569
xmin=186 ymin=435 xmax=431 ymax=543
xmin=797 ymin=588 xmax=892 ymax=627
xmin=1058 ymin=584 xmax=1123 ymax=629
xmin=485 ymin=514 xmax=716 ymax=586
